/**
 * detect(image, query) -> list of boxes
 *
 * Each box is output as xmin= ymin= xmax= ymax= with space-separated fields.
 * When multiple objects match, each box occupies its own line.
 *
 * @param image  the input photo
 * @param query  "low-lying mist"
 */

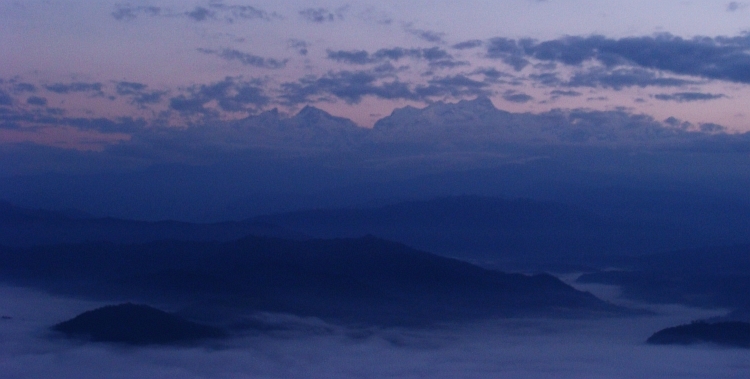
xmin=1 ymin=285 xmax=748 ymax=379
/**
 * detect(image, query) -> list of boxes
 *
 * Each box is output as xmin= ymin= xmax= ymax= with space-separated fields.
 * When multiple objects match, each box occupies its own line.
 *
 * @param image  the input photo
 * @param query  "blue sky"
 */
xmin=2 ymin=0 xmax=750 ymax=149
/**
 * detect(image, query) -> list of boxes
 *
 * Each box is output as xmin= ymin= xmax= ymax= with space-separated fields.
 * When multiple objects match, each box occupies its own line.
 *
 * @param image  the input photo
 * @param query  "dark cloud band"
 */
xmin=326 ymin=47 xmax=462 ymax=68
xmin=45 ymin=82 xmax=105 ymax=96
xmin=169 ymin=77 xmax=269 ymax=117
xmin=654 ymin=92 xmax=727 ymax=102
xmin=486 ymin=33 xmax=750 ymax=84
xmin=198 ymin=48 xmax=288 ymax=69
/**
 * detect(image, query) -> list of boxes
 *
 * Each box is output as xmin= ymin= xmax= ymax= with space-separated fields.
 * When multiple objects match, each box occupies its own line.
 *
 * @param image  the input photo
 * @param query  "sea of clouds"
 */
xmin=1 ymin=284 xmax=749 ymax=379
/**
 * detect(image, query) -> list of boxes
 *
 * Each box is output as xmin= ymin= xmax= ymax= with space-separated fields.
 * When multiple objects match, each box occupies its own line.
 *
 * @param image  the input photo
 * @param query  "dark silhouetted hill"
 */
xmin=0 ymin=235 xmax=623 ymax=327
xmin=647 ymin=321 xmax=750 ymax=348
xmin=52 ymin=303 xmax=225 ymax=345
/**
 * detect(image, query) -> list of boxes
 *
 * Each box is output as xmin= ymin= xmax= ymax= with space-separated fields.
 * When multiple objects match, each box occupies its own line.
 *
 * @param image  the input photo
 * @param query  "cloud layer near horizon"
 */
xmin=1 ymin=1 xmax=750 ymax=169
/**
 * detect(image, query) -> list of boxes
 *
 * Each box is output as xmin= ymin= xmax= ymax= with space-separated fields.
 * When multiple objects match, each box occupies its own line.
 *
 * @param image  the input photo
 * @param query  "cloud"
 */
xmin=44 ymin=82 xmax=105 ymax=97
xmin=0 ymin=96 xmax=147 ymax=136
xmin=380 ymin=47 xmax=450 ymax=62
xmin=530 ymin=72 xmax=561 ymax=86
xmin=404 ymin=24 xmax=445 ymax=43
xmin=111 ymin=5 xmax=162 ymax=21
xmin=0 ymin=90 xmax=12 ymax=106
xmin=502 ymin=90 xmax=534 ymax=103
xmin=115 ymin=82 xmax=165 ymax=106
xmin=13 ymin=83 xmax=37 ymax=93
xmin=488 ymin=33 xmax=750 ymax=84
xmin=566 ymin=67 xmax=695 ymax=90
xmin=288 ymin=39 xmax=309 ymax=56
xmin=700 ymin=123 xmax=727 ymax=133
xmin=550 ymin=90 xmax=582 ymax=97
xmin=486 ymin=37 xmax=531 ymax=71
xmin=663 ymin=116 xmax=693 ymax=130
xmin=198 ymin=48 xmax=288 ymax=69
xmin=169 ymin=77 xmax=269 ymax=116
xmin=653 ymin=92 xmax=727 ymax=102
xmin=356 ymin=8 xmax=393 ymax=25
xmin=112 ymin=3 xmax=275 ymax=23
xmin=299 ymin=8 xmax=343 ymax=23
xmin=26 ymin=96 xmax=48 ymax=106
xmin=428 ymin=59 xmax=468 ymax=69
xmin=327 ymin=47 xmax=462 ymax=68
xmin=186 ymin=6 xmax=213 ymax=21
xmin=327 ymin=50 xmax=373 ymax=65
xmin=281 ymin=71 xmax=416 ymax=105
xmin=726 ymin=2 xmax=746 ymax=11
xmin=281 ymin=69 xmax=490 ymax=105
xmin=207 ymin=3 xmax=274 ymax=22
xmin=452 ymin=40 xmax=484 ymax=50
xmin=64 ymin=116 xmax=147 ymax=134
xmin=473 ymin=68 xmax=512 ymax=82
xmin=414 ymin=75 xmax=490 ymax=98
xmin=114 ymin=81 xmax=146 ymax=94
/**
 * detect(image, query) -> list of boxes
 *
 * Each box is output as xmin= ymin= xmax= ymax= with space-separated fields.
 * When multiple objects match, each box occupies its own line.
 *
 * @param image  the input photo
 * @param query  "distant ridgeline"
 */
xmin=0 ymin=235 xmax=624 ymax=327
xmin=0 ymin=200 xmax=305 ymax=247
xmin=6 ymin=195 xmax=750 ymax=266
xmin=647 ymin=321 xmax=750 ymax=348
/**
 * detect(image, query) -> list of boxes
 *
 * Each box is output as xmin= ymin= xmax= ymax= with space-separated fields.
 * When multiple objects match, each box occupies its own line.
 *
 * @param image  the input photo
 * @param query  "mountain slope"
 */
xmin=0 ymin=235 xmax=622 ymax=326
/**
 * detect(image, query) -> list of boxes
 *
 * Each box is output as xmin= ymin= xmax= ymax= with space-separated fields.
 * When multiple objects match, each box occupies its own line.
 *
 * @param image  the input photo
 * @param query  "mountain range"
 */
xmin=4 ymin=194 xmax=750 ymax=267
xmin=0 ymin=235 xmax=623 ymax=327
xmin=3 ymin=97 xmax=750 ymax=223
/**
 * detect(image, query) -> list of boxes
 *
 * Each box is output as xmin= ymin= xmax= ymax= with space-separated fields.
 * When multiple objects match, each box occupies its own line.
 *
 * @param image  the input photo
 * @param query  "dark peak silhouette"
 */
xmin=647 ymin=321 xmax=750 ymax=348
xmin=51 ymin=303 xmax=226 ymax=345
xmin=2 ymin=235 xmax=624 ymax=327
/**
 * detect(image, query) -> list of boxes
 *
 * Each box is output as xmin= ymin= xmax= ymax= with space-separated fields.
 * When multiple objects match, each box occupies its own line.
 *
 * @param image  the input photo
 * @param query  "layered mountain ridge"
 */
xmin=0 ymin=235 xmax=624 ymax=327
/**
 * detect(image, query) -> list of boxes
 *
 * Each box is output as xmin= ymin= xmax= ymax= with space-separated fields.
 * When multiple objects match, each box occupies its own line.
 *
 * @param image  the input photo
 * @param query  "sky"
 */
xmin=2 ymin=0 xmax=750 ymax=151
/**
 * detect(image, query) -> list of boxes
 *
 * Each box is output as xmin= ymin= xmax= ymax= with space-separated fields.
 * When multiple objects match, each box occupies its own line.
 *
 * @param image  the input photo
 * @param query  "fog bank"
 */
xmin=1 ymin=285 xmax=748 ymax=378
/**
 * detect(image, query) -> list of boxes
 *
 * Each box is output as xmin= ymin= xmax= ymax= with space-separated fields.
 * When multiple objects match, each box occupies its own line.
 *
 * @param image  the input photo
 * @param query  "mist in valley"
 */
xmin=1 ymin=285 xmax=748 ymax=379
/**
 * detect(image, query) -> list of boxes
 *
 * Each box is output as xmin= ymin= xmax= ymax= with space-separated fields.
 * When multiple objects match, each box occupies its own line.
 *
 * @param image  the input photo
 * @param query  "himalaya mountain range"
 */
xmin=3 ymin=97 xmax=750 ymax=223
